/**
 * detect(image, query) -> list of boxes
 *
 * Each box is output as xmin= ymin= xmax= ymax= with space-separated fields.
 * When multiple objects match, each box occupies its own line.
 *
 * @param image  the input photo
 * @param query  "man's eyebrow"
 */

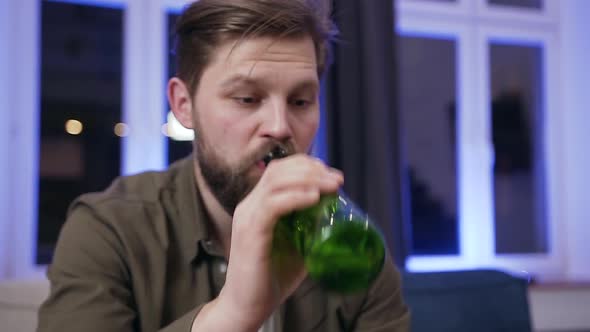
xmin=219 ymin=74 xmax=319 ymax=92
xmin=219 ymin=74 xmax=259 ymax=90
xmin=291 ymin=80 xmax=320 ymax=93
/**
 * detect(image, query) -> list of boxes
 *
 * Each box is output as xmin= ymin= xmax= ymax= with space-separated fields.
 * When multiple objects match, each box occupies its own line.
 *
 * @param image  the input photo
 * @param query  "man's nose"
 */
xmin=260 ymin=100 xmax=292 ymax=141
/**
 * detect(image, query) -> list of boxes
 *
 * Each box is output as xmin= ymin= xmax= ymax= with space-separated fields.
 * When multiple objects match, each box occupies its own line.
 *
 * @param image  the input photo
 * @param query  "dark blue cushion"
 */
xmin=402 ymin=269 xmax=532 ymax=332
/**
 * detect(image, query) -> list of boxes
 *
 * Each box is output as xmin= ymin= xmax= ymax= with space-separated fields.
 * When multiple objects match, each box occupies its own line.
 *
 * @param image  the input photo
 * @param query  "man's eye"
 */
xmin=233 ymin=96 xmax=260 ymax=105
xmin=291 ymin=99 xmax=311 ymax=108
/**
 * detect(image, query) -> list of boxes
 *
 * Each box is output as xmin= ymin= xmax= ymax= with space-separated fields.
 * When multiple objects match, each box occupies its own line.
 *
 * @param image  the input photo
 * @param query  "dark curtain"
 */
xmin=324 ymin=0 xmax=409 ymax=267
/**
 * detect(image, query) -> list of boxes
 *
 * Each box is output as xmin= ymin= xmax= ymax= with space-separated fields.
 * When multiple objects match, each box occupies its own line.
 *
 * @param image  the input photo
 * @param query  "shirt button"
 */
xmin=219 ymin=262 xmax=227 ymax=274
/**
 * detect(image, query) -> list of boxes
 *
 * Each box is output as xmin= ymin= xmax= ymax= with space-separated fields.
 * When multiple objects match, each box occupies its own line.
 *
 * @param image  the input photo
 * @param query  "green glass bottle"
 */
xmin=273 ymin=194 xmax=386 ymax=293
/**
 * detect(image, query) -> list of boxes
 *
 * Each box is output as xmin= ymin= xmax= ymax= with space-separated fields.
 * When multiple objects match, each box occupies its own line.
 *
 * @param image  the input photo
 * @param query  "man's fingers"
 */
xmin=263 ymin=156 xmax=343 ymax=193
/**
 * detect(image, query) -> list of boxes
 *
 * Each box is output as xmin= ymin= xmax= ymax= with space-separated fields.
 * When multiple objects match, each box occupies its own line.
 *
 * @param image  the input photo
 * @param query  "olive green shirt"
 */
xmin=37 ymin=156 xmax=410 ymax=332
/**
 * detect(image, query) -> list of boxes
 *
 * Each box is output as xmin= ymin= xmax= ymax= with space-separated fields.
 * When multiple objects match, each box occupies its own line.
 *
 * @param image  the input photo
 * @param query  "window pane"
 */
xmin=490 ymin=42 xmax=547 ymax=254
xmin=166 ymin=13 xmax=193 ymax=164
xmin=38 ymin=1 xmax=123 ymax=264
xmin=398 ymin=35 xmax=459 ymax=255
xmin=488 ymin=0 xmax=543 ymax=10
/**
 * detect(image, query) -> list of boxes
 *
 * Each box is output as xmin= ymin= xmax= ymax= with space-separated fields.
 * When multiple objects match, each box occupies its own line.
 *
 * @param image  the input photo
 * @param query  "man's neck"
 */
xmin=193 ymin=162 xmax=233 ymax=258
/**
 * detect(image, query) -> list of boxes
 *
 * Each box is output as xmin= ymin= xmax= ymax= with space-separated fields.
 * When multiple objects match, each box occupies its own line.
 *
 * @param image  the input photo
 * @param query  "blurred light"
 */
xmin=114 ymin=122 xmax=130 ymax=137
xmin=65 ymin=119 xmax=83 ymax=135
xmin=165 ymin=111 xmax=194 ymax=141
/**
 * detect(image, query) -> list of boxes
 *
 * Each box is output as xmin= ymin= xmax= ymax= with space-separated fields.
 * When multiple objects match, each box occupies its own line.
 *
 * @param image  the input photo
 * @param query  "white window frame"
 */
xmin=0 ymin=0 xmax=43 ymax=280
xmin=0 ymin=0 xmax=193 ymax=280
xmin=399 ymin=0 xmax=590 ymax=282
xmin=397 ymin=17 xmax=485 ymax=271
xmin=479 ymin=25 xmax=564 ymax=280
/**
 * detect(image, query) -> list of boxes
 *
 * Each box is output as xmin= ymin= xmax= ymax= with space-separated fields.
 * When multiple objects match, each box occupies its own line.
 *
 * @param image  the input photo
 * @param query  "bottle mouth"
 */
xmin=262 ymin=145 xmax=288 ymax=166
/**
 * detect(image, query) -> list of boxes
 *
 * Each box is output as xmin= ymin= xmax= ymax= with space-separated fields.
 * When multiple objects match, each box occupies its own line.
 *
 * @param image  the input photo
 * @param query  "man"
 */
xmin=37 ymin=0 xmax=409 ymax=331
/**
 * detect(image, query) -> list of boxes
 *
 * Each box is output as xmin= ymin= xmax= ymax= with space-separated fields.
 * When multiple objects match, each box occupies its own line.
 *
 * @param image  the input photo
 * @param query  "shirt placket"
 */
xmin=202 ymin=239 xmax=228 ymax=297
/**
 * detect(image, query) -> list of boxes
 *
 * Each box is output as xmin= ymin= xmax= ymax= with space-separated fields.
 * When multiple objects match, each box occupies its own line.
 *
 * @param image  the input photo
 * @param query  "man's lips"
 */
xmin=252 ymin=145 xmax=289 ymax=172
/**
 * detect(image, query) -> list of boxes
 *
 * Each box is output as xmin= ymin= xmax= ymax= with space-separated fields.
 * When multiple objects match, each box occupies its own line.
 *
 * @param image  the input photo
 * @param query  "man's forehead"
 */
xmin=216 ymin=35 xmax=317 ymax=68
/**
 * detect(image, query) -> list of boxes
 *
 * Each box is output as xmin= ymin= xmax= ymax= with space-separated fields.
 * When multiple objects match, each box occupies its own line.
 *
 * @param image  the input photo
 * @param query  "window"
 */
xmin=0 ymin=0 xmax=186 ymax=279
xmin=398 ymin=35 xmax=459 ymax=255
xmin=489 ymin=42 xmax=547 ymax=254
xmin=398 ymin=0 xmax=563 ymax=279
xmin=37 ymin=0 xmax=123 ymax=264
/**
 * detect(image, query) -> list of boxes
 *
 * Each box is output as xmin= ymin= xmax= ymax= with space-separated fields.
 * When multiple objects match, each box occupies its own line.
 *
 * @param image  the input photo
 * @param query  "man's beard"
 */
xmin=195 ymin=134 xmax=294 ymax=216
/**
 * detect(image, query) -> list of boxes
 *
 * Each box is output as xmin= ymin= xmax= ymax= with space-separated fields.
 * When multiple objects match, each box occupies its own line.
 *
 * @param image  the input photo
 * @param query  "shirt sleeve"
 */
xmin=36 ymin=203 xmax=204 ymax=332
xmin=352 ymin=252 xmax=411 ymax=332
xmin=158 ymin=306 xmax=204 ymax=332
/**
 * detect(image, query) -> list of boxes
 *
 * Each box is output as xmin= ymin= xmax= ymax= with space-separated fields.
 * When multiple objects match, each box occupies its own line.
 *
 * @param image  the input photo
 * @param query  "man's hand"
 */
xmin=194 ymin=154 xmax=343 ymax=332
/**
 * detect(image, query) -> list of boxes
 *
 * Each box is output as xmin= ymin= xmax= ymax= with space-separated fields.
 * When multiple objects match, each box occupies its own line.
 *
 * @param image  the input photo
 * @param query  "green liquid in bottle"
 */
xmin=305 ymin=221 xmax=385 ymax=293
xmin=273 ymin=195 xmax=385 ymax=294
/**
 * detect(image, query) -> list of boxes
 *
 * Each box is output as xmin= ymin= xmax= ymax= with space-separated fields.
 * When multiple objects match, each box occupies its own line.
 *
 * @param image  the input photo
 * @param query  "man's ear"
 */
xmin=167 ymin=77 xmax=194 ymax=129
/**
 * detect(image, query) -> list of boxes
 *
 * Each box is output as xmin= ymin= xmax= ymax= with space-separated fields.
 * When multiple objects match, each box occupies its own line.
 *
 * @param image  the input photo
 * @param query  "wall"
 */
xmin=561 ymin=0 xmax=590 ymax=282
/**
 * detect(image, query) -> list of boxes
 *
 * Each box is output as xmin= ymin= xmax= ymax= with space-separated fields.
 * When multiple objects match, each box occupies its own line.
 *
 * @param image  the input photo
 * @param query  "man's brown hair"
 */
xmin=173 ymin=0 xmax=336 ymax=96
